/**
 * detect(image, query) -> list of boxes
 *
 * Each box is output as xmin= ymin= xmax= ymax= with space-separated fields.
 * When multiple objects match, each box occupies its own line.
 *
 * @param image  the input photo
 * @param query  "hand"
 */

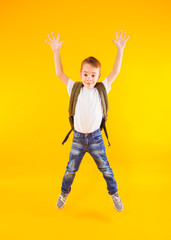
xmin=112 ymin=30 xmax=130 ymax=51
xmin=45 ymin=32 xmax=64 ymax=52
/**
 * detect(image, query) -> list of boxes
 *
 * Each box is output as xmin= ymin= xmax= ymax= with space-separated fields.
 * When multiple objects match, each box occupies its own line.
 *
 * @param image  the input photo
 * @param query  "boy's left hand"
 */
xmin=112 ymin=30 xmax=130 ymax=51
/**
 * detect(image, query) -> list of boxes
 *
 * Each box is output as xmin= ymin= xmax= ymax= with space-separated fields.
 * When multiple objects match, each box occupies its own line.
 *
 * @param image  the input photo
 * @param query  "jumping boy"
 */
xmin=45 ymin=30 xmax=130 ymax=212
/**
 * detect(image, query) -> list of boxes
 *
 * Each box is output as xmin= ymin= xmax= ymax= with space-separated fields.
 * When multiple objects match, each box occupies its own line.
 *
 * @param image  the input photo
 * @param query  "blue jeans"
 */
xmin=61 ymin=127 xmax=118 ymax=195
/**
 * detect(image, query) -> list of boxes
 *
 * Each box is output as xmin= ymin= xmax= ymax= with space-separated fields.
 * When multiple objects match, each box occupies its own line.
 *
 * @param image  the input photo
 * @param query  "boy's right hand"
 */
xmin=45 ymin=32 xmax=64 ymax=52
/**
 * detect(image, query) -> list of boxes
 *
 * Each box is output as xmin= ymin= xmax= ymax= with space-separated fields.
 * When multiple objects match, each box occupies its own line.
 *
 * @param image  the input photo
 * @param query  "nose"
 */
xmin=86 ymin=74 xmax=92 ymax=81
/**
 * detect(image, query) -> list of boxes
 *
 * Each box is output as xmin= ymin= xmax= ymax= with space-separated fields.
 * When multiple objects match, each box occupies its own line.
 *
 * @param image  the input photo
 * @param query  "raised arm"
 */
xmin=107 ymin=30 xmax=130 ymax=88
xmin=45 ymin=32 xmax=69 ymax=87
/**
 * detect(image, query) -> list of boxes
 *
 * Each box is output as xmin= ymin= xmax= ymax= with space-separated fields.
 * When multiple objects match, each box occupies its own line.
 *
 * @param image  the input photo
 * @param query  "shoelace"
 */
xmin=58 ymin=194 xmax=68 ymax=204
xmin=111 ymin=194 xmax=121 ymax=205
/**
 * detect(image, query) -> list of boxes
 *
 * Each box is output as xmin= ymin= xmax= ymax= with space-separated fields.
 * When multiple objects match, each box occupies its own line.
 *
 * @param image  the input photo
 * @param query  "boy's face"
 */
xmin=80 ymin=63 xmax=101 ymax=89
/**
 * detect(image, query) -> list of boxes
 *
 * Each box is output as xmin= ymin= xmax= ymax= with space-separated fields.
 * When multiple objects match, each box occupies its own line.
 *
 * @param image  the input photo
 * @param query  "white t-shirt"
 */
xmin=67 ymin=78 xmax=111 ymax=133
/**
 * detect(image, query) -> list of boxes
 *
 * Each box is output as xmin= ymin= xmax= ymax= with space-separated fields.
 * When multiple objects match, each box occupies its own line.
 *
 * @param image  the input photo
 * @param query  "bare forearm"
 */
xmin=112 ymin=48 xmax=124 ymax=75
xmin=54 ymin=49 xmax=63 ymax=76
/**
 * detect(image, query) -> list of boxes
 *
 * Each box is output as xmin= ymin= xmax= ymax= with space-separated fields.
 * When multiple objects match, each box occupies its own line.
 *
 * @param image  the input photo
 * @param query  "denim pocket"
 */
xmin=73 ymin=133 xmax=81 ymax=142
xmin=92 ymin=134 xmax=102 ymax=142
xmin=74 ymin=133 xmax=80 ymax=138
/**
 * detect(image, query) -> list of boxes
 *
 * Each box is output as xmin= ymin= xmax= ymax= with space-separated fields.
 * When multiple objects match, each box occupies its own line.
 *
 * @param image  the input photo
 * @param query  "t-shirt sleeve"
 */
xmin=67 ymin=78 xmax=76 ymax=97
xmin=101 ymin=77 xmax=111 ymax=94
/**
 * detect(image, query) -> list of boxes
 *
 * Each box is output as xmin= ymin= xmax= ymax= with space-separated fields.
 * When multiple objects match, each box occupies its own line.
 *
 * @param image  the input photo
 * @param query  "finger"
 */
xmin=51 ymin=32 xmax=55 ymax=40
xmin=125 ymin=36 xmax=130 ymax=42
xmin=57 ymin=32 xmax=59 ymax=42
xmin=120 ymin=30 xmax=122 ymax=38
xmin=116 ymin=32 xmax=119 ymax=41
xmin=48 ymin=34 xmax=53 ymax=42
xmin=60 ymin=41 xmax=65 ymax=47
xmin=45 ymin=40 xmax=51 ymax=45
xmin=112 ymin=40 xmax=118 ymax=46
xmin=123 ymin=31 xmax=126 ymax=39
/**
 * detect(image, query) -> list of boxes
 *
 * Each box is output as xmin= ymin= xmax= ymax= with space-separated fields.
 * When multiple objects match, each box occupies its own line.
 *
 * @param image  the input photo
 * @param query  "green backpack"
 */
xmin=62 ymin=81 xmax=111 ymax=146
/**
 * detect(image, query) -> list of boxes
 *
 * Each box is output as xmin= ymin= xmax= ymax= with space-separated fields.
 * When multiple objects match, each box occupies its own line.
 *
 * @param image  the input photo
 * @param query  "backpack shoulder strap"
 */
xmin=69 ymin=82 xmax=83 ymax=117
xmin=62 ymin=81 xmax=83 ymax=145
xmin=95 ymin=82 xmax=111 ymax=147
xmin=95 ymin=82 xmax=109 ymax=119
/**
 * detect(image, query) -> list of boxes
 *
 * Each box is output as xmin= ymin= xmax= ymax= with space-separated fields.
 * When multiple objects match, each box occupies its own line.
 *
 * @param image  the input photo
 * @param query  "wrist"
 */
xmin=54 ymin=48 xmax=60 ymax=53
xmin=117 ymin=48 xmax=124 ymax=53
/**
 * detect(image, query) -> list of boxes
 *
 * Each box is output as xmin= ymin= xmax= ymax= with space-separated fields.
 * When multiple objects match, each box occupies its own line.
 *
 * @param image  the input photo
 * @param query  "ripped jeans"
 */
xmin=61 ymin=127 xmax=118 ymax=195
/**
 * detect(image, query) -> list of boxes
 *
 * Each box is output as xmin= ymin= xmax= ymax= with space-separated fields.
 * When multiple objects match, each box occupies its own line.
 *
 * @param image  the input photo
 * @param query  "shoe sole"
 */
xmin=57 ymin=205 xmax=65 ymax=210
xmin=114 ymin=204 xmax=123 ymax=212
xmin=115 ymin=207 xmax=123 ymax=212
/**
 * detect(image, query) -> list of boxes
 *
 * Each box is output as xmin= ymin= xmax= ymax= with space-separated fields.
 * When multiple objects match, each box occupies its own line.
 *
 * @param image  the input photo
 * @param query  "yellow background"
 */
xmin=1 ymin=0 xmax=171 ymax=239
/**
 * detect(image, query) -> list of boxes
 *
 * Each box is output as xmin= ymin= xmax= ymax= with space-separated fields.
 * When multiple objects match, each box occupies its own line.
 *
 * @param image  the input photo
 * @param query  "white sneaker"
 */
xmin=57 ymin=192 xmax=68 ymax=209
xmin=110 ymin=192 xmax=123 ymax=211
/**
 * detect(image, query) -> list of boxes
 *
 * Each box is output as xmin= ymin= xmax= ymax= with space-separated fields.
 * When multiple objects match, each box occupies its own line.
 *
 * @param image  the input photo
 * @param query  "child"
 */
xmin=45 ymin=30 xmax=129 ymax=212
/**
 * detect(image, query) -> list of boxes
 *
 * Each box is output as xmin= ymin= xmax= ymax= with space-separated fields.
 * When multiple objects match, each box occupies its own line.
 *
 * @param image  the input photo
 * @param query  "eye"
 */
xmin=92 ymin=75 xmax=95 ymax=77
xmin=84 ymin=74 xmax=87 ymax=76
